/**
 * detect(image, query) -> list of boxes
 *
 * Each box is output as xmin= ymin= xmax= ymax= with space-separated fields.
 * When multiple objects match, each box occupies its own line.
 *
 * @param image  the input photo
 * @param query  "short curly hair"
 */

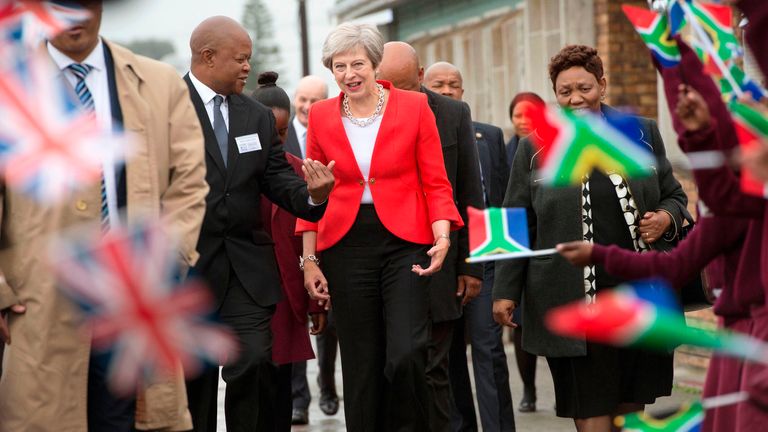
xmin=548 ymin=45 xmax=604 ymax=90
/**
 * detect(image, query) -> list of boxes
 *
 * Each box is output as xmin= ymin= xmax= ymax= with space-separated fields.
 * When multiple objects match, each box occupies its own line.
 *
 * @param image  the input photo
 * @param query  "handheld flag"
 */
xmin=466 ymin=206 xmax=555 ymax=263
xmin=0 ymin=0 xmax=91 ymax=49
xmin=0 ymin=51 xmax=131 ymax=203
xmin=622 ymin=5 xmax=680 ymax=68
xmin=526 ymin=104 xmax=657 ymax=187
xmin=545 ymin=280 xmax=768 ymax=364
xmin=729 ymin=100 xmax=768 ymax=197
xmin=48 ymin=220 xmax=237 ymax=393
xmin=615 ymin=392 xmax=749 ymax=432
xmin=616 ymin=402 xmax=704 ymax=432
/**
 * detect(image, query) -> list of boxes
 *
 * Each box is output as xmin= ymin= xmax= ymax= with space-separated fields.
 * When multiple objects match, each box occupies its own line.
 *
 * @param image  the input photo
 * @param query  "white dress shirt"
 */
xmin=292 ymin=116 xmax=307 ymax=158
xmin=188 ymin=71 xmax=229 ymax=131
xmin=47 ymin=38 xmax=121 ymax=228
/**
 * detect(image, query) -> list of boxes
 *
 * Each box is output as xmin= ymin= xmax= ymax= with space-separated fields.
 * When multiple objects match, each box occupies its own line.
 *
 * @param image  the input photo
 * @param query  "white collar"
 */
xmin=188 ymin=71 xmax=223 ymax=106
xmin=47 ymin=38 xmax=106 ymax=72
xmin=292 ymin=115 xmax=307 ymax=136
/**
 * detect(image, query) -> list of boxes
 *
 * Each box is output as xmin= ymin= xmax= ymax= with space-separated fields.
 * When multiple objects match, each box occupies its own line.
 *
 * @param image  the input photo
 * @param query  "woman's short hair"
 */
xmin=251 ymin=71 xmax=291 ymax=113
xmin=508 ymin=92 xmax=545 ymax=120
xmin=321 ymin=22 xmax=384 ymax=70
xmin=548 ymin=45 xmax=604 ymax=90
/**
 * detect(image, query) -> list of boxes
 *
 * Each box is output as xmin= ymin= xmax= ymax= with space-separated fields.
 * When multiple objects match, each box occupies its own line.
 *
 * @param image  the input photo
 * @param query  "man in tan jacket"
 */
xmin=0 ymin=1 xmax=208 ymax=431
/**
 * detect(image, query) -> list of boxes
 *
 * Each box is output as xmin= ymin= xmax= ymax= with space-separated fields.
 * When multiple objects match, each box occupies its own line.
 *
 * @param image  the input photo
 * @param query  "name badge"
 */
xmin=235 ymin=133 xmax=262 ymax=153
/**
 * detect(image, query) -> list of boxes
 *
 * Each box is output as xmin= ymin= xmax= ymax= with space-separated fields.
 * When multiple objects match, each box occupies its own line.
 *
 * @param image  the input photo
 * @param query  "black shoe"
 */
xmin=518 ymin=399 xmax=537 ymax=413
xmin=291 ymin=408 xmax=309 ymax=425
xmin=319 ymin=393 xmax=340 ymax=416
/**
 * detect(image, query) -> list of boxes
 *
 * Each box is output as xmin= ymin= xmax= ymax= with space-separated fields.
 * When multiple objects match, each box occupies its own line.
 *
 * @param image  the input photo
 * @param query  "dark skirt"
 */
xmin=546 ymin=342 xmax=673 ymax=419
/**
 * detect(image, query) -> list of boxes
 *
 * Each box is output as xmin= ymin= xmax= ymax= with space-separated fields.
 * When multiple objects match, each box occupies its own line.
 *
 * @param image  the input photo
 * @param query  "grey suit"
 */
xmin=493 ymin=105 xmax=688 ymax=358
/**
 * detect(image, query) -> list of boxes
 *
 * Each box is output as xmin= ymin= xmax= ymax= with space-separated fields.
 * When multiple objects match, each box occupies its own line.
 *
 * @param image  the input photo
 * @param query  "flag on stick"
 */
xmin=622 ymin=4 xmax=681 ymax=68
xmin=545 ymin=280 xmax=768 ymax=364
xmin=48 ymin=220 xmax=237 ymax=393
xmin=526 ymin=104 xmax=657 ymax=187
xmin=466 ymin=206 xmax=555 ymax=263
xmin=615 ymin=392 xmax=749 ymax=431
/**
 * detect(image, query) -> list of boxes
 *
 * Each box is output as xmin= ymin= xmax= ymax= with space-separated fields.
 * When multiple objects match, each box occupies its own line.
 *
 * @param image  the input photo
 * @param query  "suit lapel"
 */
xmin=226 ymin=94 xmax=249 ymax=182
xmin=424 ymin=87 xmax=440 ymax=119
xmin=284 ymin=121 xmax=302 ymax=158
xmin=184 ymin=74 xmax=226 ymax=176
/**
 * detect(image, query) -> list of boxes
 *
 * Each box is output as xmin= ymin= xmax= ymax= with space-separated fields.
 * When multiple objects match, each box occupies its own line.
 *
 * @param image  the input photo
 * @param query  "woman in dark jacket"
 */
xmin=506 ymin=92 xmax=545 ymax=169
xmin=492 ymin=45 xmax=688 ymax=431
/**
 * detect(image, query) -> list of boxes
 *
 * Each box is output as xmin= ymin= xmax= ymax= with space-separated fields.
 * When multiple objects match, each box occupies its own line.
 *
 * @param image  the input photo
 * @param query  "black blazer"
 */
xmin=473 ymin=121 xmax=509 ymax=208
xmin=184 ymin=74 xmax=326 ymax=307
xmin=423 ymin=88 xmax=485 ymax=322
xmin=283 ymin=119 xmax=302 ymax=159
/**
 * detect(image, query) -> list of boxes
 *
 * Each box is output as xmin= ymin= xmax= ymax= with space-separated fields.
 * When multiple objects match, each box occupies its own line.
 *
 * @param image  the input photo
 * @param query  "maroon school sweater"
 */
xmin=590 ymin=214 xmax=761 ymax=319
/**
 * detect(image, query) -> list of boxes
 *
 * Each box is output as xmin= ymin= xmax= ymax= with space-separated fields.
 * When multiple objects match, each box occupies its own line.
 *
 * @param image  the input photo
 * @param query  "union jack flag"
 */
xmin=0 ymin=0 xmax=90 ymax=49
xmin=0 ymin=51 xmax=129 ymax=203
xmin=49 ymin=220 xmax=237 ymax=394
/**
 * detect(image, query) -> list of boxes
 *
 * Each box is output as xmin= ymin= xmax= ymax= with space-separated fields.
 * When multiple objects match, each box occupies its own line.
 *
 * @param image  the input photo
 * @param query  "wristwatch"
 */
xmin=299 ymin=254 xmax=320 ymax=270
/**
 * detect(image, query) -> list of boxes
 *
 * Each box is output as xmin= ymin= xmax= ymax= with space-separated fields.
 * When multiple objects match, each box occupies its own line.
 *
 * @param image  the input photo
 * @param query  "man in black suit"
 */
xmin=183 ymin=16 xmax=335 ymax=432
xmin=424 ymin=62 xmax=516 ymax=431
xmin=378 ymin=42 xmax=485 ymax=432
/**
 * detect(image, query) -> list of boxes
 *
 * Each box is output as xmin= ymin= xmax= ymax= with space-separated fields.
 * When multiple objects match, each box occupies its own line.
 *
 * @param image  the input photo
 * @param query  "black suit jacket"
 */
xmin=423 ymin=88 xmax=485 ymax=322
xmin=184 ymin=74 xmax=326 ymax=307
xmin=283 ymin=119 xmax=302 ymax=159
xmin=473 ymin=121 xmax=509 ymax=208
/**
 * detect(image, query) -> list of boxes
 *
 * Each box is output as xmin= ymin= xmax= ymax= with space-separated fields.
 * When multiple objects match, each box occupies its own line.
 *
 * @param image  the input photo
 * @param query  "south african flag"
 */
xmin=466 ymin=207 xmax=555 ymax=263
xmin=622 ymin=4 xmax=680 ymax=68
xmin=616 ymin=402 xmax=704 ymax=432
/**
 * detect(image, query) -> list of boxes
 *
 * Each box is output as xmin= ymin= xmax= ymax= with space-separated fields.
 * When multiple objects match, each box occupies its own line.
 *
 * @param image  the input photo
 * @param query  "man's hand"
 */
xmin=303 ymin=159 xmax=335 ymax=204
xmin=309 ymin=312 xmax=327 ymax=335
xmin=492 ymin=299 xmax=517 ymax=328
xmin=456 ymin=275 xmax=482 ymax=306
xmin=639 ymin=211 xmax=672 ymax=244
xmin=1 ymin=303 xmax=26 ymax=344
xmin=556 ymin=241 xmax=594 ymax=267
xmin=303 ymin=261 xmax=331 ymax=311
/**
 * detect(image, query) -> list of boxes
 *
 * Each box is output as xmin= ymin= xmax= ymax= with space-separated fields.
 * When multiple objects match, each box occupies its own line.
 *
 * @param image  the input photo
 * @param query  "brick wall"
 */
xmin=594 ymin=0 xmax=658 ymax=119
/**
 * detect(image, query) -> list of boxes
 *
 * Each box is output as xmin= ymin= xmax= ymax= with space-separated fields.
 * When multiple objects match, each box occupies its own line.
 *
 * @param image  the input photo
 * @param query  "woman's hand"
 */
xmin=412 ymin=237 xmax=450 ymax=276
xmin=304 ymin=261 xmax=331 ymax=310
xmin=309 ymin=312 xmax=327 ymax=335
xmin=675 ymin=85 xmax=711 ymax=132
xmin=556 ymin=241 xmax=594 ymax=267
xmin=639 ymin=210 xmax=671 ymax=244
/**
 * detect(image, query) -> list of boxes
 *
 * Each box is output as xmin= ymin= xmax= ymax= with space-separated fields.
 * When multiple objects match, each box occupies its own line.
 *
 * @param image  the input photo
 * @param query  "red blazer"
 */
xmin=295 ymin=81 xmax=462 ymax=251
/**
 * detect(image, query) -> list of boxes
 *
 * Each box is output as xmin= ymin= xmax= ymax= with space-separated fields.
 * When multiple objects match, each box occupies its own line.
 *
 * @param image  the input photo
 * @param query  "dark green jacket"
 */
xmin=493 ymin=105 xmax=688 ymax=357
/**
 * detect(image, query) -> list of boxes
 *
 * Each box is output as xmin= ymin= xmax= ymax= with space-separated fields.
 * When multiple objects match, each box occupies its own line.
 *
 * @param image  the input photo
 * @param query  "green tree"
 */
xmin=123 ymin=39 xmax=175 ymax=61
xmin=242 ymin=0 xmax=284 ymax=93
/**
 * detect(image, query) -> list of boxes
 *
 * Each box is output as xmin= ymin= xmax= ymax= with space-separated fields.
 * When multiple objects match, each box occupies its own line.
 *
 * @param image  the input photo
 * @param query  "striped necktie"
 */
xmin=67 ymin=63 xmax=109 ymax=232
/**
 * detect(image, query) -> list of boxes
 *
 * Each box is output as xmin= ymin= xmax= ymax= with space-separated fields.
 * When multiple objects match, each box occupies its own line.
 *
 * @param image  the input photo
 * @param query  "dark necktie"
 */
xmin=213 ymin=95 xmax=228 ymax=166
xmin=68 ymin=63 xmax=109 ymax=232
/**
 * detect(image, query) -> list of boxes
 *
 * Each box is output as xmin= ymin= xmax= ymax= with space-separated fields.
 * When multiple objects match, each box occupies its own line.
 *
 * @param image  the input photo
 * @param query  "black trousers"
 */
xmin=87 ymin=352 xmax=136 ymax=432
xmin=316 ymin=308 xmax=339 ymax=396
xmin=186 ymin=269 xmax=277 ymax=432
xmin=427 ymin=319 xmax=455 ymax=431
xmin=276 ymin=363 xmax=293 ymax=431
xmin=323 ymin=205 xmax=431 ymax=432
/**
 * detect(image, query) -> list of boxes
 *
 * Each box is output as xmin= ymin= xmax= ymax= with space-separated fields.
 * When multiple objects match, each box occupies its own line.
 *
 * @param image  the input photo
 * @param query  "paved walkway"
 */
xmin=217 ymin=335 xmax=703 ymax=431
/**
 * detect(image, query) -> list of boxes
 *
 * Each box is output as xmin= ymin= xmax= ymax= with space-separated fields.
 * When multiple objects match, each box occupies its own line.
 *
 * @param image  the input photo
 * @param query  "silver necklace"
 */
xmin=343 ymin=83 xmax=384 ymax=127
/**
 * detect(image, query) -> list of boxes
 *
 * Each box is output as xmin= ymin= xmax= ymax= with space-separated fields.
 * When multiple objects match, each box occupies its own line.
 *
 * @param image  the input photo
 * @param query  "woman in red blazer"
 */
xmin=295 ymin=23 xmax=462 ymax=431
